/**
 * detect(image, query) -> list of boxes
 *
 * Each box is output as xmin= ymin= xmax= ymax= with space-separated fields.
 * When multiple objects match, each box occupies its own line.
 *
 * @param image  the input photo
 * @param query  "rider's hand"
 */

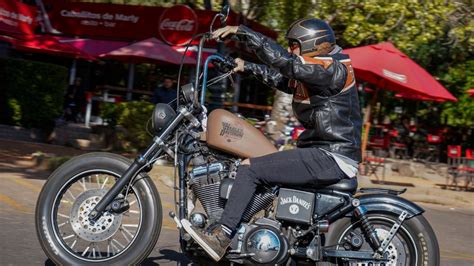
xmin=233 ymin=58 xmax=245 ymax=73
xmin=212 ymin=26 xmax=238 ymax=40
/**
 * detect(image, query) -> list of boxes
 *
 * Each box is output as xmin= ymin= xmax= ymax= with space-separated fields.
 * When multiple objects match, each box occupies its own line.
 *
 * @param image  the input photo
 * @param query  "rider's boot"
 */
xmin=181 ymin=219 xmax=231 ymax=261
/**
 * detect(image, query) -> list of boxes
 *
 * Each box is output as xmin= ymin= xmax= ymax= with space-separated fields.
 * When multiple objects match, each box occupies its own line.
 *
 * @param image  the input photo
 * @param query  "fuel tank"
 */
xmin=206 ymin=109 xmax=277 ymax=158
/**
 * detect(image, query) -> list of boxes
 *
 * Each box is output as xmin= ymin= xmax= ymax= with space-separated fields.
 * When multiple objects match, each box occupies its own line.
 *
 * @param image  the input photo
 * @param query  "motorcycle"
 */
xmin=35 ymin=6 xmax=440 ymax=265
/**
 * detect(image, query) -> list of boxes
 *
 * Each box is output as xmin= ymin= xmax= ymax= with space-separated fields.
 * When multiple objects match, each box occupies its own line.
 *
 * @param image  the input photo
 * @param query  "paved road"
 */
xmin=0 ymin=170 xmax=473 ymax=265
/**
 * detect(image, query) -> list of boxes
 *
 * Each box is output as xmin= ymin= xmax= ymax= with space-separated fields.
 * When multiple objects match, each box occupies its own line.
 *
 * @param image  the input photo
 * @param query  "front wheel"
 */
xmin=35 ymin=152 xmax=162 ymax=265
xmin=325 ymin=213 xmax=440 ymax=265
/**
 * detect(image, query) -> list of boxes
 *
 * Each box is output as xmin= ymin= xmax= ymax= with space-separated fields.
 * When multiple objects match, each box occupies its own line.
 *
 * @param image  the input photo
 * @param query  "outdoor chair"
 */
xmin=445 ymin=145 xmax=473 ymax=190
xmin=363 ymin=151 xmax=386 ymax=182
xmin=457 ymin=149 xmax=474 ymax=189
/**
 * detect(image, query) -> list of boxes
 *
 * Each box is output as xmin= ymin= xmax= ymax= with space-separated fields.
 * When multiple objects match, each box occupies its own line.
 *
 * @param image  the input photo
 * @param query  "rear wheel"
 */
xmin=325 ymin=213 xmax=439 ymax=265
xmin=35 ymin=152 xmax=162 ymax=265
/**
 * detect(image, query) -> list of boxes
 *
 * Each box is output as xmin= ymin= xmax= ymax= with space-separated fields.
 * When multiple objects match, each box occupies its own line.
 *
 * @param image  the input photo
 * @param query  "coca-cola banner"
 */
xmin=0 ymin=0 xmax=37 ymax=36
xmin=45 ymin=2 xmax=276 ymax=45
xmin=159 ymin=5 xmax=198 ymax=46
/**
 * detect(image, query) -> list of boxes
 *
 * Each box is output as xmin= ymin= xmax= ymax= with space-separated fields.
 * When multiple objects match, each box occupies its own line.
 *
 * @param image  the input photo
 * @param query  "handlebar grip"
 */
xmin=213 ymin=56 xmax=236 ymax=72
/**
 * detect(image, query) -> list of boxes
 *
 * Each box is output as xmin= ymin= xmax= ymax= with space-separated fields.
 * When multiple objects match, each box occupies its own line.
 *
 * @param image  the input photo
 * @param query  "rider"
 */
xmin=182 ymin=18 xmax=362 ymax=261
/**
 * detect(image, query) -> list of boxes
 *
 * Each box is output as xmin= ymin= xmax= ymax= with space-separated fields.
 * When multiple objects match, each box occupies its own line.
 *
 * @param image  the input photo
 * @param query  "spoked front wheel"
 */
xmin=35 ymin=152 xmax=162 ymax=265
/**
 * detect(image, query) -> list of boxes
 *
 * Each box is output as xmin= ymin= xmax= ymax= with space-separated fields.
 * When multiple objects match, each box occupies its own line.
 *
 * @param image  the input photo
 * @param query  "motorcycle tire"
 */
xmin=324 ymin=213 xmax=440 ymax=265
xmin=35 ymin=152 xmax=162 ymax=265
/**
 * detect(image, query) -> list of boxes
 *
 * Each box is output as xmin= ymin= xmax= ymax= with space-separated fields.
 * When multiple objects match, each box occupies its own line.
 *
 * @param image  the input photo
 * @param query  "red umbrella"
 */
xmin=344 ymin=42 xmax=457 ymax=102
xmin=395 ymin=92 xmax=446 ymax=102
xmin=101 ymin=37 xmax=195 ymax=65
xmin=55 ymin=37 xmax=129 ymax=57
xmin=468 ymin=89 xmax=474 ymax=98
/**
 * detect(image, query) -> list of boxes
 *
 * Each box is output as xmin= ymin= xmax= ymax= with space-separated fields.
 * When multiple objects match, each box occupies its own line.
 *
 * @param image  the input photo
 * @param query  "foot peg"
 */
xmin=169 ymin=211 xmax=182 ymax=228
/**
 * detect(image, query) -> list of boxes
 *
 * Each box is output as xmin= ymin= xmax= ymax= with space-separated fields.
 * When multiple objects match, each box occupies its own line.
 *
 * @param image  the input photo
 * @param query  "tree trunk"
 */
xmin=270 ymin=90 xmax=293 ymax=139
xmin=204 ymin=0 xmax=212 ymax=10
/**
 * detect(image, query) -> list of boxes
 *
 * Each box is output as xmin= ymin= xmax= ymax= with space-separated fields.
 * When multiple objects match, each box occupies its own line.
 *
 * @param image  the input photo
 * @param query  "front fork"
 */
xmin=88 ymin=107 xmax=198 ymax=223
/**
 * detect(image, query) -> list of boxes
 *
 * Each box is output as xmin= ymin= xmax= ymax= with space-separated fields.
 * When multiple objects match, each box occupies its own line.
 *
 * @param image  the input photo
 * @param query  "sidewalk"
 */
xmin=358 ymin=174 xmax=474 ymax=210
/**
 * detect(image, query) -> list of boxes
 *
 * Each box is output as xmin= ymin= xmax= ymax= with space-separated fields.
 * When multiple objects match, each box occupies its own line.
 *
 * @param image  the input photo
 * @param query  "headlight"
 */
xmin=152 ymin=103 xmax=177 ymax=133
xmin=181 ymin=83 xmax=195 ymax=103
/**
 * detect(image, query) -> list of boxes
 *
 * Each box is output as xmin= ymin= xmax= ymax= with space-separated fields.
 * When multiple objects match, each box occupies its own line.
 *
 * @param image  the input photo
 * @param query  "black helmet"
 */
xmin=286 ymin=18 xmax=336 ymax=55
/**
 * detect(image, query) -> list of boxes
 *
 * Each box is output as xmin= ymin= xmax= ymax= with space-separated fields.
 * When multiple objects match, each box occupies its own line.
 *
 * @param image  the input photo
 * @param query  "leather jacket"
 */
xmin=236 ymin=25 xmax=362 ymax=162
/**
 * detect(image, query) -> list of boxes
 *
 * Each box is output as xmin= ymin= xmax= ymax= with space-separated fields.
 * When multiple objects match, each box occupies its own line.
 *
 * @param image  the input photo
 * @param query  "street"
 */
xmin=0 ymin=168 xmax=473 ymax=265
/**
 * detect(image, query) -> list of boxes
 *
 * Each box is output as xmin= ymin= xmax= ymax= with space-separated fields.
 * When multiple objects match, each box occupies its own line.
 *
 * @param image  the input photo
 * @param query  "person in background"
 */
xmin=151 ymin=76 xmax=176 ymax=107
xmin=64 ymin=77 xmax=84 ymax=122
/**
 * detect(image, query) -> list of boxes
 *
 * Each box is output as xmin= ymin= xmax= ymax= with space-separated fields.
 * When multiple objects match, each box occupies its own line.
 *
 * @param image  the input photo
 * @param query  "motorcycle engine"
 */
xmin=189 ymin=160 xmax=275 ymax=224
xmin=235 ymin=217 xmax=289 ymax=264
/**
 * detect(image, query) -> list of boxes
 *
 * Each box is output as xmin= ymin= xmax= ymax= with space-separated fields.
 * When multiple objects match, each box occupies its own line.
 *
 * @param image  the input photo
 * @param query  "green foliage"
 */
xmin=48 ymin=156 xmax=72 ymax=171
xmin=7 ymin=98 xmax=22 ymax=125
xmin=441 ymin=60 xmax=474 ymax=127
xmin=100 ymin=102 xmax=120 ymax=127
xmin=0 ymin=58 xmax=68 ymax=130
xmin=101 ymin=101 xmax=154 ymax=150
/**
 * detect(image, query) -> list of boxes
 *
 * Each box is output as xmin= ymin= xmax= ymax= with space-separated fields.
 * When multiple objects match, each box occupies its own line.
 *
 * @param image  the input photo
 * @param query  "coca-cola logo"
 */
xmin=159 ymin=5 xmax=198 ymax=46
xmin=160 ymin=19 xmax=194 ymax=31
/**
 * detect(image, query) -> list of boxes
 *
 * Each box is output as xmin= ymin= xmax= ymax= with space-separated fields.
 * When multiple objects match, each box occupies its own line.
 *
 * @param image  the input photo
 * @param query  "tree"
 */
xmin=440 ymin=60 xmax=474 ymax=127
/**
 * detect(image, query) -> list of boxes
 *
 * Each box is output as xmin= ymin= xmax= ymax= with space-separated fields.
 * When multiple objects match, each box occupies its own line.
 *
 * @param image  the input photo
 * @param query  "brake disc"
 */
xmin=69 ymin=189 xmax=122 ymax=242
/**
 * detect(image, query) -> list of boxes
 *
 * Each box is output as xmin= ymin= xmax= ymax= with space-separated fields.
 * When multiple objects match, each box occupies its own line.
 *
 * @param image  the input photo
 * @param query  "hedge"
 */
xmin=100 ymin=101 xmax=155 ymax=151
xmin=0 ymin=57 xmax=68 ymax=130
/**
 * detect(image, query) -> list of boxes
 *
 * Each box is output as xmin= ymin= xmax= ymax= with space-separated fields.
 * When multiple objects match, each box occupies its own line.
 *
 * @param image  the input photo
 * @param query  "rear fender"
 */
xmin=355 ymin=193 xmax=424 ymax=219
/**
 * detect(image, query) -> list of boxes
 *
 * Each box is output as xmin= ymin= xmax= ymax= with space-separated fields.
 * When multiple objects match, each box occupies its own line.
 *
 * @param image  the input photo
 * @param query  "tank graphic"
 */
xmin=206 ymin=109 xmax=277 ymax=158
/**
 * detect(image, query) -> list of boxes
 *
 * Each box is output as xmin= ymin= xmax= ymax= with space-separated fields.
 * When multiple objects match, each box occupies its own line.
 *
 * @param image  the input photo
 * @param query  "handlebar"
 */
xmin=213 ymin=56 xmax=237 ymax=72
xmin=201 ymin=54 xmax=225 ymax=105
xmin=190 ymin=6 xmax=234 ymax=110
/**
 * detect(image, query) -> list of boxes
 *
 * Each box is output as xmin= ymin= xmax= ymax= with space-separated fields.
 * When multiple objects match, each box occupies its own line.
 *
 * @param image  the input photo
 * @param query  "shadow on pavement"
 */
xmin=0 ymin=165 xmax=50 ymax=180
xmin=142 ymin=249 xmax=192 ymax=265
xmin=44 ymin=250 xmax=192 ymax=265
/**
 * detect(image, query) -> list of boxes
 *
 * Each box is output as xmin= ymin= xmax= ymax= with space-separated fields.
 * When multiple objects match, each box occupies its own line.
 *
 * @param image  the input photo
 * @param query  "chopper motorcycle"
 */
xmin=35 ymin=7 xmax=439 ymax=265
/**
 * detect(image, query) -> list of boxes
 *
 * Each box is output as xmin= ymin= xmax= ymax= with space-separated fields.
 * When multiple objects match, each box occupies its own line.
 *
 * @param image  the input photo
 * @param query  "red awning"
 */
xmin=0 ymin=22 xmax=26 ymax=37
xmin=0 ymin=0 xmax=38 ymax=36
xmin=1 ymin=34 xmax=95 ymax=60
xmin=101 ymin=37 xmax=195 ymax=65
xmin=344 ymin=42 xmax=457 ymax=102
xmin=55 ymin=37 xmax=129 ymax=57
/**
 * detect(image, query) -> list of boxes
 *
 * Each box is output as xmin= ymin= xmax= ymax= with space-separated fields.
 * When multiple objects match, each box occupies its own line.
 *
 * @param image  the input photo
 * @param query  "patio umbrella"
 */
xmin=56 ymin=37 xmax=129 ymax=57
xmin=344 ymin=42 xmax=457 ymax=102
xmin=100 ymin=37 xmax=195 ymax=65
xmin=395 ymin=92 xmax=446 ymax=102
xmin=468 ymin=89 xmax=474 ymax=98
xmin=344 ymin=42 xmax=457 ymax=158
xmin=100 ymin=37 xmax=195 ymax=100
xmin=172 ymin=45 xmax=216 ymax=64
xmin=55 ymin=37 xmax=130 ymax=84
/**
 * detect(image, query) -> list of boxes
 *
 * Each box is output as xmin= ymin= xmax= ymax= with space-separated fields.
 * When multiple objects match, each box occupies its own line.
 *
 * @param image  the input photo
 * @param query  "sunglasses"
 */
xmin=288 ymin=39 xmax=300 ymax=50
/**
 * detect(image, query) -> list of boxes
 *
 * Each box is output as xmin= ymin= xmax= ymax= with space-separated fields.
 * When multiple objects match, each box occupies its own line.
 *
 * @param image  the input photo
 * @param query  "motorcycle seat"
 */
xmin=324 ymin=178 xmax=358 ymax=192
xmin=292 ymin=178 xmax=358 ymax=193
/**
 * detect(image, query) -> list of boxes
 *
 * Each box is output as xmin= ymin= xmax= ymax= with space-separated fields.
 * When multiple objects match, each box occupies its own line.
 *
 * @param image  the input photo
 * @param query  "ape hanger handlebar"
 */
xmin=191 ymin=5 xmax=234 ymax=109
